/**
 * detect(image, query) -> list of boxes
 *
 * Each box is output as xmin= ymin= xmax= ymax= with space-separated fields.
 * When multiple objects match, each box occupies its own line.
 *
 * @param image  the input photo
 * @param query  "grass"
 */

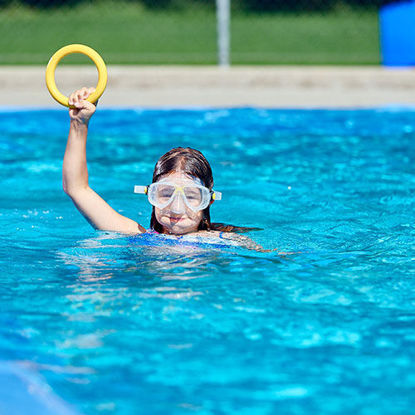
xmin=232 ymin=11 xmax=380 ymax=64
xmin=0 ymin=1 xmax=380 ymax=65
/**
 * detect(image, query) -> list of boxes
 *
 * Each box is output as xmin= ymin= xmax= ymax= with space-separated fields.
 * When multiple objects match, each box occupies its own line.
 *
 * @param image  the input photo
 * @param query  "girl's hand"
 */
xmin=69 ymin=87 xmax=97 ymax=125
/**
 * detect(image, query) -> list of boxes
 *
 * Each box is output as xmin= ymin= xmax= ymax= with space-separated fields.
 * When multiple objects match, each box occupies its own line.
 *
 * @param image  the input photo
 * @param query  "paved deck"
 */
xmin=1 ymin=65 xmax=415 ymax=108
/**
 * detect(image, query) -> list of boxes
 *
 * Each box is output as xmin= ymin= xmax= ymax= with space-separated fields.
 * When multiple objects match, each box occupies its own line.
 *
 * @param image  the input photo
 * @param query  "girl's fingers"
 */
xmin=69 ymin=87 xmax=95 ymax=107
xmin=68 ymin=91 xmax=76 ymax=106
xmin=80 ymin=88 xmax=89 ymax=99
xmin=75 ymin=90 xmax=87 ymax=108
xmin=82 ymin=100 xmax=96 ymax=112
xmin=69 ymin=91 xmax=81 ymax=107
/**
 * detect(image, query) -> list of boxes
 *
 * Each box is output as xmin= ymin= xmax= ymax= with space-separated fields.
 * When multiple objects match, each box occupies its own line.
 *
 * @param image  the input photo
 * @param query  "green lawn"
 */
xmin=232 ymin=12 xmax=380 ymax=64
xmin=0 ymin=1 xmax=380 ymax=65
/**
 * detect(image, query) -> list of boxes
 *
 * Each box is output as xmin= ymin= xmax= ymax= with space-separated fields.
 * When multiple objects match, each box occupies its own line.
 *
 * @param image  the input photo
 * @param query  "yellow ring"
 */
xmin=45 ymin=44 xmax=107 ymax=108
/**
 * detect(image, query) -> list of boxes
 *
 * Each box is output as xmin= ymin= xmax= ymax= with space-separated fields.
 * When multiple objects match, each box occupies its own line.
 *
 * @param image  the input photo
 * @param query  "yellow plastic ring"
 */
xmin=45 ymin=44 xmax=107 ymax=108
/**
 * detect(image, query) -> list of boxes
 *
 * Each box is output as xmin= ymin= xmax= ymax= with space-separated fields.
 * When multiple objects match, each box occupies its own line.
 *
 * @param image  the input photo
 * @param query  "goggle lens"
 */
xmin=148 ymin=182 xmax=210 ymax=211
xmin=154 ymin=184 xmax=176 ymax=204
xmin=183 ymin=186 xmax=204 ymax=208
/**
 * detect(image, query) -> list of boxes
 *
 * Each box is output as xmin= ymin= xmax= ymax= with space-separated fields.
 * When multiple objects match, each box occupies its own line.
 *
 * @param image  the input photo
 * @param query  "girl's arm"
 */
xmin=62 ymin=87 xmax=145 ymax=234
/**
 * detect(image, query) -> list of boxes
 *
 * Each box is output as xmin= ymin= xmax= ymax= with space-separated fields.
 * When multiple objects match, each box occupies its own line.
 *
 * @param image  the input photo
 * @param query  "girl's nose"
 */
xmin=169 ymin=193 xmax=185 ymax=214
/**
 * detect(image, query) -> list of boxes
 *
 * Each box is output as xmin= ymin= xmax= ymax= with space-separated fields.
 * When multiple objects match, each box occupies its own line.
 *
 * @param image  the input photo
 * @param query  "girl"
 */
xmin=63 ymin=87 xmax=263 ymax=249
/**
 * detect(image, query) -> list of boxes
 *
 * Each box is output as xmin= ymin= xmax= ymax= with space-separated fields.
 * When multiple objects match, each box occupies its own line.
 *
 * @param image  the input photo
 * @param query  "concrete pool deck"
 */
xmin=1 ymin=65 xmax=415 ymax=108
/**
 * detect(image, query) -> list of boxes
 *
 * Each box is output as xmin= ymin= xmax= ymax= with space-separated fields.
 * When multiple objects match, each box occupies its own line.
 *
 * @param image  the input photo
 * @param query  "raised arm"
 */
xmin=62 ymin=87 xmax=145 ymax=234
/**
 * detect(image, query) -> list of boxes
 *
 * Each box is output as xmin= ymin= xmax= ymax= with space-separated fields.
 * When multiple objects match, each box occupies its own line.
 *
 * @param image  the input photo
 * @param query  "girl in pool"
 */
xmin=63 ymin=87 xmax=265 ymax=249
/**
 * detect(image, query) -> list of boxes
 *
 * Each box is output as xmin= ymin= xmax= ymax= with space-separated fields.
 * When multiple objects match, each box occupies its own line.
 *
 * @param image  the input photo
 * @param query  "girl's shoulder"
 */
xmin=195 ymin=230 xmax=245 ymax=242
xmin=197 ymin=230 xmax=264 ymax=250
xmin=194 ymin=230 xmax=222 ymax=238
xmin=183 ymin=230 xmax=239 ymax=247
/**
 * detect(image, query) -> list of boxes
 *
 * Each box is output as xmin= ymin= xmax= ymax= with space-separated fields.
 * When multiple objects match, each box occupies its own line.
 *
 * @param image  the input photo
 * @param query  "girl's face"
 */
xmin=154 ymin=171 xmax=205 ymax=235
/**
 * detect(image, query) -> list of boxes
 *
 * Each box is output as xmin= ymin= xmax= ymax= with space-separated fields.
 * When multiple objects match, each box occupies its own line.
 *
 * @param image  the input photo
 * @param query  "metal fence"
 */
xmin=0 ymin=0 xmax=401 ymax=65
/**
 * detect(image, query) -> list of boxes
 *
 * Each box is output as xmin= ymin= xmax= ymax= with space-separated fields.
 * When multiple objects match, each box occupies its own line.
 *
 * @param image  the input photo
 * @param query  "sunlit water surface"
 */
xmin=1 ymin=108 xmax=415 ymax=414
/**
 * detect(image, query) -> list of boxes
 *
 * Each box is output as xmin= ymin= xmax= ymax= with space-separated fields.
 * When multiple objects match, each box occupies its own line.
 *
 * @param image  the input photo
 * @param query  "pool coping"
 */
xmin=1 ymin=65 xmax=415 ymax=108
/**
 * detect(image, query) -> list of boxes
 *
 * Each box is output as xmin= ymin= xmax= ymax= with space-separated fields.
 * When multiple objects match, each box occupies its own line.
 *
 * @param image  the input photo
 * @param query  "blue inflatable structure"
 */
xmin=380 ymin=0 xmax=415 ymax=66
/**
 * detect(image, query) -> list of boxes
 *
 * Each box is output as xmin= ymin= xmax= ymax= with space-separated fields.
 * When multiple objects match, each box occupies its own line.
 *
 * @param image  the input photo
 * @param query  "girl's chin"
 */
xmin=162 ymin=221 xmax=196 ymax=235
xmin=157 ymin=213 xmax=200 ymax=234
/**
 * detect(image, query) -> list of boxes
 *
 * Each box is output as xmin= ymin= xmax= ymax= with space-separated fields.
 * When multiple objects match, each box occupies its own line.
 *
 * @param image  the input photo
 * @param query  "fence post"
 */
xmin=216 ymin=0 xmax=230 ymax=67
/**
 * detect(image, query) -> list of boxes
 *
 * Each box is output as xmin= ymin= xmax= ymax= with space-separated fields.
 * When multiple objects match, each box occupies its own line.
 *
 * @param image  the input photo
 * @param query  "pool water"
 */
xmin=1 ymin=108 xmax=415 ymax=415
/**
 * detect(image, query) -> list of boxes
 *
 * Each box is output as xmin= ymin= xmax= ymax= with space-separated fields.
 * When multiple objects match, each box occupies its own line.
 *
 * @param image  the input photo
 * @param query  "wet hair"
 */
xmin=150 ymin=147 xmax=258 ymax=234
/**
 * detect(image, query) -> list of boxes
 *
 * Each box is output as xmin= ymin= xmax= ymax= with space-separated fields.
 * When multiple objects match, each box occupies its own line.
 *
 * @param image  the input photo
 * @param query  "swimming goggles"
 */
xmin=134 ymin=179 xmax=222 ymax=213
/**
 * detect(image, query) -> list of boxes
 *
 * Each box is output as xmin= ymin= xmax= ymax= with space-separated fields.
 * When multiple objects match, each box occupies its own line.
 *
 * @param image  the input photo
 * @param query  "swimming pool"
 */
xmin=1 ymin=107 xmax=414 ymax=414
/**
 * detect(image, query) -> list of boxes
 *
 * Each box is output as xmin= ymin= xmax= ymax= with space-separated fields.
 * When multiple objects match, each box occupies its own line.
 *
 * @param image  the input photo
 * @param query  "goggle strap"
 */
xmin=134 ymin=185 xmax=148 ymax=195
xmin=213 ymin=191 xmax=222 ymax=201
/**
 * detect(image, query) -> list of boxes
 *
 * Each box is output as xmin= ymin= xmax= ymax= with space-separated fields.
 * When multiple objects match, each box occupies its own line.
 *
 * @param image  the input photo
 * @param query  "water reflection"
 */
xmin=57 ymin=232 xmax=233 ymax=282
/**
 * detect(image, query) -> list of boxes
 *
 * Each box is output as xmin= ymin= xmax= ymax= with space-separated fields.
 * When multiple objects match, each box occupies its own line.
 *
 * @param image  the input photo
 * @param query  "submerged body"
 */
xmin=129 ymin=230 xmax=240 ymax=250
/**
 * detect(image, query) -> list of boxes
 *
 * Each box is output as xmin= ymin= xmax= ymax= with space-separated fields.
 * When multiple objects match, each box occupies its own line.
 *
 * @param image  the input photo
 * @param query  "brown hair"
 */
xmin=149 ymin=147 xmax=258 ymax=234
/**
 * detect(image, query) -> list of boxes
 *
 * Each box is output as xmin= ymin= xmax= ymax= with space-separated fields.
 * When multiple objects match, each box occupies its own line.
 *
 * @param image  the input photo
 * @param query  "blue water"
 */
xmin=1 ymin=107 xmax=415 ymax=415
